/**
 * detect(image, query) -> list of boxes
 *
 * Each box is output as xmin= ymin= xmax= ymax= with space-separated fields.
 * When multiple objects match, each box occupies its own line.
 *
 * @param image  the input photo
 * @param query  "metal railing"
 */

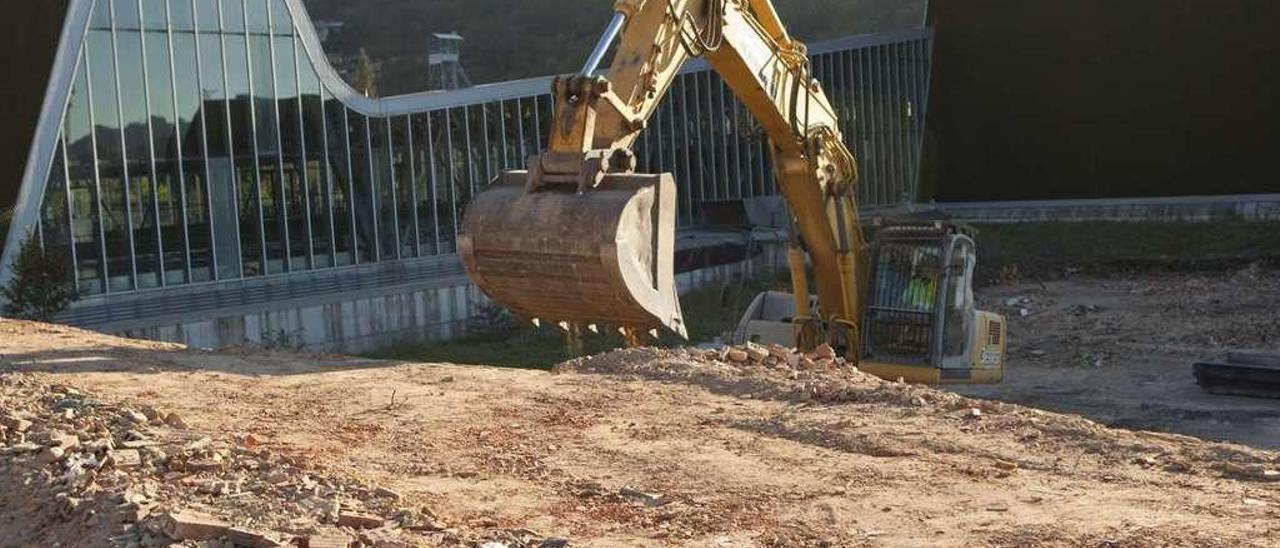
xmin=8 ymin=0 xmax=933 ymax=310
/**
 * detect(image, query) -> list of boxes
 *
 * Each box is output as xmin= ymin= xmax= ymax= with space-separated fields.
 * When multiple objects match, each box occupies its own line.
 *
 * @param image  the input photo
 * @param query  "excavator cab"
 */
xmin=858 ymin=223 xmax=1006 ymax=384
xmin=731 ymin=222 xmax=1005 ymax=385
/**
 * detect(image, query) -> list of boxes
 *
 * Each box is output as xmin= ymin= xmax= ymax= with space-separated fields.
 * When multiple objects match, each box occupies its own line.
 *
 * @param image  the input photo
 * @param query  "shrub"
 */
xmin=1 ymin=232 xmax=79 ymax=321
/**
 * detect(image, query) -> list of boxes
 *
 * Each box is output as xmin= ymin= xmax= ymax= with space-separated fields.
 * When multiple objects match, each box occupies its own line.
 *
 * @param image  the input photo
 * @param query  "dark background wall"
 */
xmin=924 ymin=1 xmax=1280 ymax=201
xmin=0 ymin=2 xmax=69 ymax=217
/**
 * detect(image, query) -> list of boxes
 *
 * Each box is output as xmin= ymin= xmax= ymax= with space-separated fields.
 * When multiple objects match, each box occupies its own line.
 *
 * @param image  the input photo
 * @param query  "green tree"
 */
xmin=1 ymin=232 xmax=79 ymax=322
xmin=355 ymin=48 xmax=379 ymax=97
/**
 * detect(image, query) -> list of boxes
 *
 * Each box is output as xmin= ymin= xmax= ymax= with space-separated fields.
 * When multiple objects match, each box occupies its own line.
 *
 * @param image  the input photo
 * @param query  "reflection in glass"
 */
xmin=197 ymin=31 xmax=242 ymax=280
xmin=275 ymin=34 xmax=310 ymax=269
xmin=410 ymin=114 xmax=439 ymax=256
xmin=40 ymin=139 xmax=74 ymax=289
xmin=172 ymin=30 xmax=213 ymax=282
xmin=250 ymin=34 xmax=283 ymax=274
xmin=141 ymin=0 xmax=168 ymax=31
xmin=298 ymin=45 xmax=332 ymax=267
xmin=170 ymin=0 xmax=195 ymax=32
xmin=246 ymin=0 xmax=270 ymax=35
xmin=64 ymin=55 xmax=105 ymax=293
xmin=391 ymin=117 xmax=415 ymax=258
xmin=225 ymin=31 xmax=264 ymax=277
xmin=88 ymin=30 xmax=135 ymax=292
xmin=113 ymin=0 xmax=142 ymax=30
xmin=270 ymin=0 xmax=292 ymax=36
xmin=371 ymin=117 xmax=396 ymax=259
xmin=90 ymin=0 xmax=112 ymax=30
xmin=324 ymin=96 xmax=354 ymax=266
xmin=347 ymin=112 xmax=376 ymax=263
xmin=195 ymin=0 xmax=219 ymax=33
xmin=118 ymin=30 xmax=163 ymax=289
xmin=222 ymin=0 xmax=246 ymax=34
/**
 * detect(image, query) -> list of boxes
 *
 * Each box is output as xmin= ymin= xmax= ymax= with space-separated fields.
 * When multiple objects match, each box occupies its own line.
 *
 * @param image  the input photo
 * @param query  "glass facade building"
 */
xmin=5 ymin=0 xmax=932 ymax=343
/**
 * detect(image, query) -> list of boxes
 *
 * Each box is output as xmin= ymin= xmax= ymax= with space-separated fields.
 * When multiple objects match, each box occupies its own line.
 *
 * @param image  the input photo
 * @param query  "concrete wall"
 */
xmin=871 ymin=194 xmax=1280 ymax=225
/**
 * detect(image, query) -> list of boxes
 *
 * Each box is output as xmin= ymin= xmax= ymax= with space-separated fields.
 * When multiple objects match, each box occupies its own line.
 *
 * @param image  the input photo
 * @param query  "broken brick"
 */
xmin=109 ymin=449 xmax=142 ymax=470
xmin=227 ymin=527 xmax=282 ymax=548
xmin=337 ymin=511 xmax=385 ymax=529
xmin=2 ymin=416 xmax=33 ymax=433
xmin=48 ymin=432 xmax=79 ymax=450
xmin=306 ymin=534 xmax=352 ymax=548
xmin=164 ymin=510 xmax=231 ymax=541
xmin=186 ymin=458 xmax=224 ymax=472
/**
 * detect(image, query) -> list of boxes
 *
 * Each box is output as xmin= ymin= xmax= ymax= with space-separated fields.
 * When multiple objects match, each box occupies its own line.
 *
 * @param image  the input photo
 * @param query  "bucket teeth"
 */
xmin=459 ymin=171 xmax=688 ymax=339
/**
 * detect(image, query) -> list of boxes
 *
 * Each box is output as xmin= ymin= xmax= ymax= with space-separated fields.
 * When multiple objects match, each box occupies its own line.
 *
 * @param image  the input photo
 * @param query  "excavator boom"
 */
xmin=460 ymin=0 xmax=866 ymax=350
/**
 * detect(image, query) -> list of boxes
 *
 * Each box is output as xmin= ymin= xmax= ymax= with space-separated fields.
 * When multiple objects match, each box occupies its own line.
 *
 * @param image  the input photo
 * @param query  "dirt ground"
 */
xmin=1 ymin=267 xmax=1279 ymax=547
xmin=962 ymin=264 xmax=1280 ymax=449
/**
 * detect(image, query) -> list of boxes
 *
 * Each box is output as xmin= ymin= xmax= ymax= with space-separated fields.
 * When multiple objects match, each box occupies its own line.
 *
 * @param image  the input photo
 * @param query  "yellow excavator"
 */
xmin=458 ymin=0 xmax=1006 ymax=384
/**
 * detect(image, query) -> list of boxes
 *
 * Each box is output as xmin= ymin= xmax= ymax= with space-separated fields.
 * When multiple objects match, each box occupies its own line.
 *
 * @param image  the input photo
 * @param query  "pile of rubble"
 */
xmin=0 ymin=374 xmax=560 ymax=548
xmin=560 ymin=342 xmax=966 ymax=409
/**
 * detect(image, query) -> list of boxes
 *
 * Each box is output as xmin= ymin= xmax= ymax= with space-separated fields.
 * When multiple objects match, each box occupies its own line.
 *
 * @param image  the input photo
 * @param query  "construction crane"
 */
xmin=458 ymin=0 xmax=1006 ymax=384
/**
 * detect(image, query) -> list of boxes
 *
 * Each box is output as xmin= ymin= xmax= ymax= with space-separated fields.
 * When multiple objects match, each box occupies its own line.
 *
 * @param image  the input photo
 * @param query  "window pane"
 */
xmin=64 ymin=56 xmax=105 ymax=293
xmin=274 ymin=35 xmax=308 ymax=269
xmin=410 ymin=114 xmax=438 ymax=255
xmin=270 ymin=0 xmax=291 ymax=36
xmin=198 ymin=34 xmax=226 ymax=156
xmin=222 ymin=0 xmax=246 ymax=34
xmin=145 ymin=29 xmax=186 ymax=282
xmin=194 ymin=0 xmax=219 ymax=32
xmin=433 ymin=109 xmax=458 ymax=253
xmin=444 ymin=108 xmax=466 ymax=253
xmin=303 ymin=104 xmax=329 ymax=267
xmin=246 ymin=0 xmax=269 ymax=34
xmin=113 ymin=0 xmax=142 ymax=29
xmin=347 ymin=112 xmax=376 ymax=263
xmin=249 ymin=34 xmax=283 ymax=274
xmin=141 ymin=0 xmax=167 ymax=30
xmin=170 ymin=0 xmax=194 ymax=32
xmin=90 ymin=0 xmax=112 ymax=29
xmin=391 ymin=117 xmax=414 ymax=258
xmin=225 ymin=35 xmax=263 ymax=277
xmin=324 ymin=96 xmax=353 ymax=266
xmin=118 ymin=30 xmax=162 ymax=289
xmin=41 ymin=138 xmax=74 ymax=286
xmin=88 ymin=30 xmax=134 ymax=291
xmin=197 ymin=33 xmax=242 ymax=279
xmin=370 ymin=118 xmax=395 ymax=259
xmin=171 ymin=31 xmax=212 ymax=281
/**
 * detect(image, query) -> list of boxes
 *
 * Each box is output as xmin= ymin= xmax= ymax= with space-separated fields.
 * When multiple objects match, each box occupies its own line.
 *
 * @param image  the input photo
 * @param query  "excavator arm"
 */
xmin=460 ymin=0 xmax=867 ymax=355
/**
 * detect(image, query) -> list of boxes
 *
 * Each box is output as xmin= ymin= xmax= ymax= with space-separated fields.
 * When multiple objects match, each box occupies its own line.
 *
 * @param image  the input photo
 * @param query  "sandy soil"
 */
xmin=961 ymin=265 xmax=1280 ymax=449
xmin=1 ymin=268 xmax=1279 ymax=547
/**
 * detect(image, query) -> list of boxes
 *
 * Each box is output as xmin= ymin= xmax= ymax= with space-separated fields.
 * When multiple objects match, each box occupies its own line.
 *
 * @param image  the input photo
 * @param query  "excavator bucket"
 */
xmin=459 ymin=171 xmax=687 ymax=338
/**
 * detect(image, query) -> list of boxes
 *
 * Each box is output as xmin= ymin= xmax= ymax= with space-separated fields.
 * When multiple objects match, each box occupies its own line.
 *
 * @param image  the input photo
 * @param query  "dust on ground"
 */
xmin=1 ymin=267 xmax=1279 ymax=547
xmin=960 ymin=263 xmax=1280 ymax=449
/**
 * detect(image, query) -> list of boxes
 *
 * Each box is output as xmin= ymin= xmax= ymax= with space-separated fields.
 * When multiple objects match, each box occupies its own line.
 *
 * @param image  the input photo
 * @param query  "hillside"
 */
xmin=300 ymin=0 xmax=926 ymax=94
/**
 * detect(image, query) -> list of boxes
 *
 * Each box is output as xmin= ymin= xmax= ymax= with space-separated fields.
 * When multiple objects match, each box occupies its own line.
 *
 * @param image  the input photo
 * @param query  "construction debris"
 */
xmin=0 ymin=372 xmax=571 ymax=548
xmin=1 ymin=272 xmax=1279 ymax=548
